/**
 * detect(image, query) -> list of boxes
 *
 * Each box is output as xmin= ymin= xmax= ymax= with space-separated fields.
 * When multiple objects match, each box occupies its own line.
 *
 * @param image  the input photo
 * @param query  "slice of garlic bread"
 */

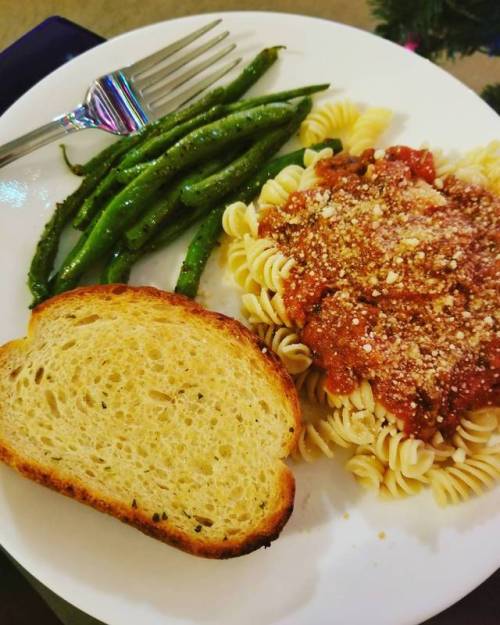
xmin=0 ymin=285 xmax=301 ymax=558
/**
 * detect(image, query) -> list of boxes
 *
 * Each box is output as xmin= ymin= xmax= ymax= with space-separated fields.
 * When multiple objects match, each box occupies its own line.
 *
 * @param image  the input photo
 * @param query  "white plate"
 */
xmin=0 ymin=12 xmax=499 ymax=625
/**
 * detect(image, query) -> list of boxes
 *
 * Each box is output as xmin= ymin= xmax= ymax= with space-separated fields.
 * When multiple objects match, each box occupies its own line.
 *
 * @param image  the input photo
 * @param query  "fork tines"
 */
xmin=122 ymin=19 xmax=241 ymax=117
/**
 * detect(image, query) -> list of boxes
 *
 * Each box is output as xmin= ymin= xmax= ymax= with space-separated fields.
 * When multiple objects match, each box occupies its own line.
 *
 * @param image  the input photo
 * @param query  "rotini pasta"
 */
xmin=428 ymin=430 xmax=456 ymax=463
xmin=379 ymin=468 xmax=424 ymax=499
xmin=258 ymin=164 xmax=304 ymax=207
xmin=452 ymin=410 xmax=498 ymax=455
xmin=293 ymin=422 xmax=335 ymax=462
xmin=372 ymin=426 xmax=435 ymax=480
xmin=299 ymin=99 xmax=361 ymax=147
xmin=345 ymin=448 xmax=385 ymax=491
xmin=221 ymin=99 xmax=499 ymax=507
xmin=323 ymin=407 xmax=378 ymax=448
xmin=325 ymin=379 xmax=376 ymax=413
xmin=291 ymin=405 xmax=379 ymax=463
xmin=298 ymin=147 xmax=336 ymax=190
xmin=433 ymin=140 xmax=500 ymax=194
xmin=344 ymin=107 xmax=393 ymax=156
xmin=303 ymin=147 xmax=335 ymax=168
xmin=241 ymin=288 xmax=292 ymax=327
xmin=222 ymin=201 xmax=259 ymax=238
xmin=429 ymin=447 xmax=500 ymax=506
xmin=254 ymin=324 xmax=312 ymax=374
xmin=294 ymin=368 xmax=329 ymax=405
xmin=244 ymin=237 xmax=295 ymax=293
xmin=226 ymin=238 xmax=259 ymax=294
xmin=298 ymin=164 xmax=321 ymax=191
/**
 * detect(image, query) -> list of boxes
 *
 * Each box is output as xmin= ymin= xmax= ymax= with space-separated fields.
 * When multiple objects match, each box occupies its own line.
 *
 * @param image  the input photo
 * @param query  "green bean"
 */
xmin=77 ymin=47 xmax=283 ymax=177
xmin=117 ymin=105 xmax=229 ymax=171
xmin=102 ymin=210 xmax=203 ymax=284
xmin=72 ymin=170 xmax=123 ymax=230
xmin=103 ymin=138 xmax=341 ymax=286
xmin=125 ymin=99 xmax=300 ymax=249
xmin=101 ymin=244 xmax=139 ymax=284
xmin=27 ymin=164 xmax=112 ymax=307
xmin=221 ymin=46 xmax=284 ymax=103
xmin=28 ymin=204 xmax=68 ymax=306
xmin=181 ymin=103 xmax=316 ymax=210
xmin=116 ymin=84 xmax=329 ymax=172
xmin=116 ymin=85 xmax=331 ymax=186
xmin=60 ymin=144 xmax=84 ymax=175
xmin=175 ymin=98 xmax=313 ymax=298
xmin=72 ymin=105 xmax=229 ymax=231
xmin=116 ymin=162 xmax=154 ymax=184
xmin=52 ymin=102 xmax=296 ymax=295
xmin=75 ymin=135 xmax=138 ymax=177
xmin=227 ymin=83 xmax=329 ymax=112
xmin=124 ymin=147 xmax=242 ymax=250
xmin=174 ymin=210 xmax=227 ymax=298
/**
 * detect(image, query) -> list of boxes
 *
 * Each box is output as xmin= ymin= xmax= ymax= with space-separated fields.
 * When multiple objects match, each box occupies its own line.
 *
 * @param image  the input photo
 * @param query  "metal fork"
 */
xmin=0 ymin=20 xmax=241 ymax=169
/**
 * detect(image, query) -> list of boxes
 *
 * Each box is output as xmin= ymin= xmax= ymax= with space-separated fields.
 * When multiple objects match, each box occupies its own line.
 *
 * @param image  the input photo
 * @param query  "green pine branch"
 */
xmin=369 ymin=0 xmax=500 ymax=59
xmin=481 ymin=83 xmax=500 ymax=113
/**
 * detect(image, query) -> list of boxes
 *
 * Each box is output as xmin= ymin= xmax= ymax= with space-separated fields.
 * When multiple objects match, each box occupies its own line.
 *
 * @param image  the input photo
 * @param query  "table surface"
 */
xmin=0 ymin=0 xmax=499 ymax=94
xmin=0 ymin=2 xmax=498 ymax=624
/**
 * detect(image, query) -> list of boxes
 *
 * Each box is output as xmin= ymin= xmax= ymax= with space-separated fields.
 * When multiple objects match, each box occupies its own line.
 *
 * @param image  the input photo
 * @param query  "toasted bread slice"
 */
xmin=0 ymin=285 xmax=301 ymax=558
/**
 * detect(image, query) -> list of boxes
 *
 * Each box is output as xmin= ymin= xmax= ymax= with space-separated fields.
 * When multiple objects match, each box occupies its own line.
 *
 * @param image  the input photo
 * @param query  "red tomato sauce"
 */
xmin=258 ymin=148 xmax=499 ymax=440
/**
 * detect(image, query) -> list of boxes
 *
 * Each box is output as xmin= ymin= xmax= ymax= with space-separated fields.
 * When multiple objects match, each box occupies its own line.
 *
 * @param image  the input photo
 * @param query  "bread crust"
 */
xmin=0 ymin=442 xmax=295 ymax=559
xmin=0 ymin=285 xmax=301 ymax=558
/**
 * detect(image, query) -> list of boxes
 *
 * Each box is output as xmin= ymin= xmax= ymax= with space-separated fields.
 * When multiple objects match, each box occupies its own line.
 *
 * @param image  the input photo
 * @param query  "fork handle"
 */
xmin=0 ymin=105 xmax=95 ymax=169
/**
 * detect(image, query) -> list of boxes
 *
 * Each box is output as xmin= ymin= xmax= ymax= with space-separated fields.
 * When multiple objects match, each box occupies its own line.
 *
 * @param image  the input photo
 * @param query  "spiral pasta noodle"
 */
xmin=345 ymin=449 xmax=385 ymax=491
xmin=241 ymin=288 xmax=292 ymax=327
xmin=226 ymin=238 xmax=259 ymax=293
xmin=222 ymin=201 xmax=259 ymax=238
xmin=298 ymin=165 xmax=321 ymax=191
xmin=372 ymin=426 xmax=435 ymax=480
xmin=325 ymin=379 xmax=376 ymax=413
xmin=298 ymin=146 xmax=336 ymax=190
xmin=294 ymin=368 xmax=330 ymax=405
xmin=452 ymin=410 xmax=498 ymax=455
xmin=433 ymin=141 xmax=500 ymax=193
xmin=292 ymin=406 xmax=380 ymax=463
xmin=428 ymin=447 xmax=500 ymax=506
xmin=293 ymin=422 xmax=336 ymax=462
xmin=324 ymin=407 xmax=378 ymax=448
xmin=303 ymin=147 xmax=335 ymax=168
xmin=299 ymin=99 xmax=361 ymax=147
xmin=258 ymin=164 xmax=304 ymax=207
xmin=380 ymin=468 xmax=424 ymax=499
xmin=345 ymin=107 xmax=393 ymax=156
xmin=244 ymin=237 xmax=295 ymax=293
xmin=254 ymin=324 xmax=312 ymax=374
xmin=220 ymin=105 xmax=498 ymax=507
xmin=428 ymin=430 xmax=456 ymax=463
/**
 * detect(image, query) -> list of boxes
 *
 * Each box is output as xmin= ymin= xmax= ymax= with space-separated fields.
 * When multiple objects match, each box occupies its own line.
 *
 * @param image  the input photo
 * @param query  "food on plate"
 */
xmin=22 ymin=40 xmax=499 ymax=511
xmin=174 ymin=139 xmax=342 ymax=298
xmin=27 ymin=45 xmax=330 ymax=307
xmin=299 ymin=98 xmax=392 ymax=156
xmin=222 ymin=105 xmax=500 ymax=506
xmin=0 ymin=285 xmax=301 ymax=558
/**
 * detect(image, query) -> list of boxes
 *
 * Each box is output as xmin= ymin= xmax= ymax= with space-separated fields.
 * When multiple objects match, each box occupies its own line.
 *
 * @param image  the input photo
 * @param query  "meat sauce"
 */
xmin=259 ymin=147 xmax=499 ymax=440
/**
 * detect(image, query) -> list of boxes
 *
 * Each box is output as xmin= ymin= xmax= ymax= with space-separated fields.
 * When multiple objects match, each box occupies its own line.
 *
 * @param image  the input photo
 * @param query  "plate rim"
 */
xmin=0 ymin=10 xmax=499 ymax=625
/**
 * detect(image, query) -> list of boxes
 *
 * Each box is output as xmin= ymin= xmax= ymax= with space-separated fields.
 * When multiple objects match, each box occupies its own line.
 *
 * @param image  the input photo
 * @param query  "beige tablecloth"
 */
xmin=0 ymin=0 xmax=498 ymax=94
